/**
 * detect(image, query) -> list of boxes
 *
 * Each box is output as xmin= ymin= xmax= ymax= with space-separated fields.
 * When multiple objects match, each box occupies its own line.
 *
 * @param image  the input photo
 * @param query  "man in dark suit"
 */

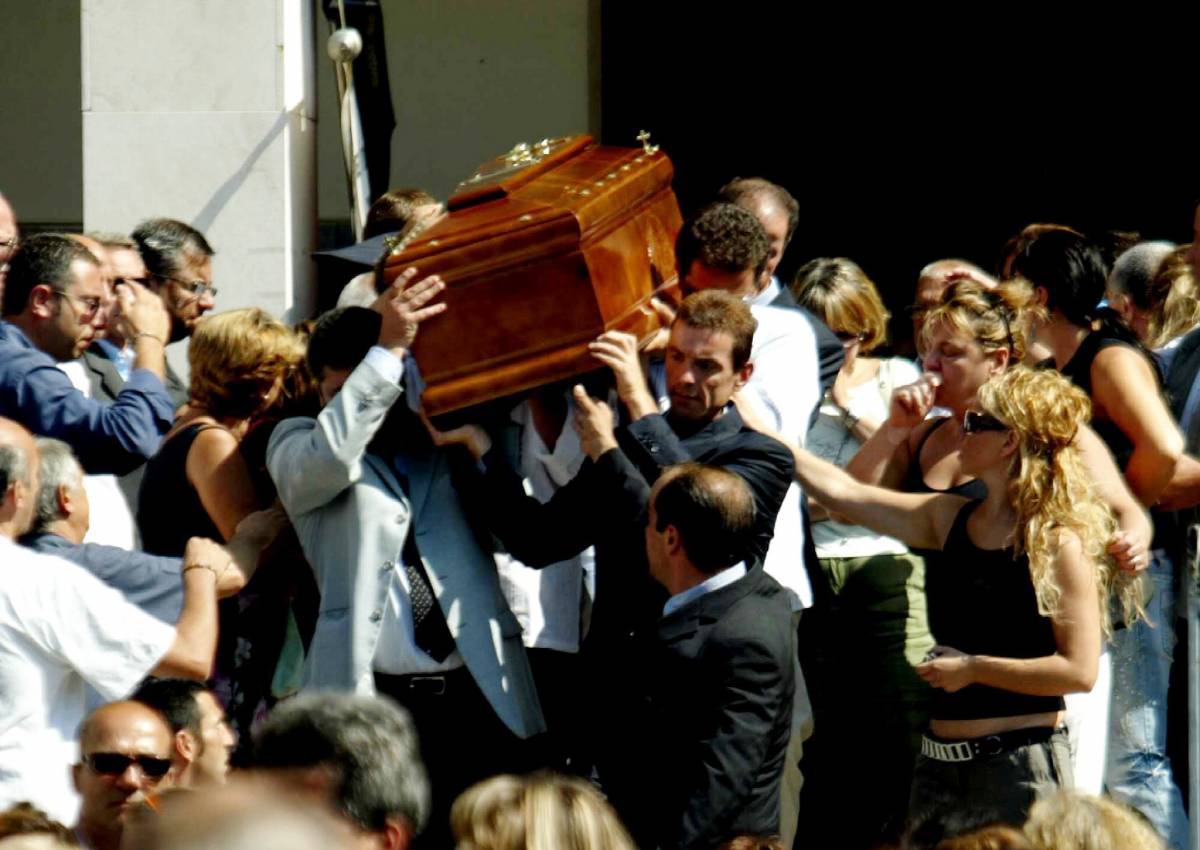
xmin=460 ymin=290 xmax=793 ymax=846
xmin=717 ymin=176 xmax=843 ymax=394
xmin=637 ymin=462 xmax=795 ymax=850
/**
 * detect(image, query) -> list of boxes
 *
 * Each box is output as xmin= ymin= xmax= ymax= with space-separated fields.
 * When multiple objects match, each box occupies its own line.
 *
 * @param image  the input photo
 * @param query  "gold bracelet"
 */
xmin=133 ymin=331 xmax=166 ymax=346
xmin=182 ymin=563 xmax=219 ymax=580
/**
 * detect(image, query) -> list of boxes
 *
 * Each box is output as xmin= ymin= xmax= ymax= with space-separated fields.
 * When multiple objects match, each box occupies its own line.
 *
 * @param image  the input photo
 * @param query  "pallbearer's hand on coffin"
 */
xmin=588 ymin=330 xmax=658 ymax=420
xmin=372 ymin=266 xmax=447 ymax=356
xmin=573 ymin=385 xmax=618 ymax=462
xmin=419 ymin=410 xmax=492 ymax=462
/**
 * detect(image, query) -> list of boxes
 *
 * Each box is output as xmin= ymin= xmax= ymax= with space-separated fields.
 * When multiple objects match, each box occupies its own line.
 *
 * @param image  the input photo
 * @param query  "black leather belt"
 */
xmin=374 ymin=668 xmax=470 ymax=698
xmin=920 ymin=726 xmax=1060 ymax=762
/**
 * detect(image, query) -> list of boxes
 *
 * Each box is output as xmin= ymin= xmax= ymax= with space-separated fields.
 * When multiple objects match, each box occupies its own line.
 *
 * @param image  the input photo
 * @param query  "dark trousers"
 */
xmin=375 ymin=669 xmax=545 ymax=850
xmin=526 ymin=647 xmax=588 ymax=776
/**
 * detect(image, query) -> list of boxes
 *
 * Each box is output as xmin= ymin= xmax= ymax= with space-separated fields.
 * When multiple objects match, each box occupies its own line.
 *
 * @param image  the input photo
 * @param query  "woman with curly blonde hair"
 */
xmin=788 ymin=365 xmax=1143 ymax=830
xmin=451 ymin=773 xmax=636 ymax=850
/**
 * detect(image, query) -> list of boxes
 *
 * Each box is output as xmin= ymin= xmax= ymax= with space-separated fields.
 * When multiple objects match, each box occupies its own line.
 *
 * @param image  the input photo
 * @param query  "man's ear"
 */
xmin=733 ymin=360 xmax=754 ymax=392
xmin=1033 ymin=286 xmax=1049 ymax=308
xmin=378 ymin=816 xmax=413 ymax=850
xmin=56 ymin=483 xmax=73 ymax=517
xmin=175 ymin=729 xmax=199 ymax=764
xmin=663 ymin=523 xmax=683 ymax=556
xmin=28 ymin=284 xmax=58 ymax=319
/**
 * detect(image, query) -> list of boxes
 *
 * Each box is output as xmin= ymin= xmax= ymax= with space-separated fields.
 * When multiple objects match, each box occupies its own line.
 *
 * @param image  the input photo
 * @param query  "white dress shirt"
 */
xmin=662 ymin=561 xmax=748 ymax=618
xmin=0 ymin=537 xmax=175 ymax=823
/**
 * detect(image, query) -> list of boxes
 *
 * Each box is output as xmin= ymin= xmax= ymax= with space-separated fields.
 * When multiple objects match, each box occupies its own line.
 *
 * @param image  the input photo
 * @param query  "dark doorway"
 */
xmin=600 ymin=8 xmax=1196 ymax=348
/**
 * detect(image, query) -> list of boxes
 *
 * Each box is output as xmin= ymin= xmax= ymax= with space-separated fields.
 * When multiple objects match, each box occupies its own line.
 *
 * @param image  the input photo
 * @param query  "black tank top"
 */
xmin=1057 ymin=330 xmax=1143 ymax=470
xmin=926 ymin=502 xmax=1065 ymax=720
xmin=902 ymin=417 xmax=989 ymax=500
xmin=137 ymin=422 xmax=225 ymax=556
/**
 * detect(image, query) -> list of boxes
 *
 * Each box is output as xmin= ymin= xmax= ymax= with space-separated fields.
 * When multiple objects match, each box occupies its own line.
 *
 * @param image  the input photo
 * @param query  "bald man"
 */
xmin=0 ymin=418 xmax=221 ymax=823
xmin=73 ymin=701 xmax=175 ymax=850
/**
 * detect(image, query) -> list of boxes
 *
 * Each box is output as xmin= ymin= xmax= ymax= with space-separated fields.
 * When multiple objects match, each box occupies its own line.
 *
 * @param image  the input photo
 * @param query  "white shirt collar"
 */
xmin=662 ymin=561 xmax=748 ymax=618
xmin=749 ymin=276 xmax=782 ymax=307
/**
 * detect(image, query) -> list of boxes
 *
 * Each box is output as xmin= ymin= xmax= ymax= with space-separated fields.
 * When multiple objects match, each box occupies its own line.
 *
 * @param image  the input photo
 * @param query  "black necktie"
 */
xmin=402 ymin=528 xmax=456 ymax=662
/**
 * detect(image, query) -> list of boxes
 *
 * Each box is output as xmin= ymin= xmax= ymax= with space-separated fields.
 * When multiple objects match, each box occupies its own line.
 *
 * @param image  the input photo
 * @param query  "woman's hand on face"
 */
xmin=887 ymin=373 xmax=942 ymax=432
xmin=916 ymin=645 xmax=975 ymax=692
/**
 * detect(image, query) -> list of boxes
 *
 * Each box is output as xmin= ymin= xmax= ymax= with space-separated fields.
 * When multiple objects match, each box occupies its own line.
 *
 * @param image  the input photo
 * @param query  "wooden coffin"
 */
xmin=382 ymin=135 xmax=682 ymax=415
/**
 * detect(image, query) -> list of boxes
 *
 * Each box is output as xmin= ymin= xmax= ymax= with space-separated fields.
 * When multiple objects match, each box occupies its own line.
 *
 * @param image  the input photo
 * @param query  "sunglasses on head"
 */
xmin=84 ymin=753 xmax=171 ymax=779
xmin=962 ymin=410 xmax=1008 ymax=435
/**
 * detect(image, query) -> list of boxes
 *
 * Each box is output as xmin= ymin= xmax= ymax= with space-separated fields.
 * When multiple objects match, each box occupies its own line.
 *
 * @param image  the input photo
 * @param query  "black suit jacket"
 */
xmin=1166 ymin=324 xmax=1200 ymax=425
xmin=476 ymin=406 xmax=794 ymax=642
xmin=470 ymin=406 xmax=794 ymax=844
xmin=770 ymin=285 xmax=844 ymax=396
xmin=635 ymin=566 xmax=795 ymax=850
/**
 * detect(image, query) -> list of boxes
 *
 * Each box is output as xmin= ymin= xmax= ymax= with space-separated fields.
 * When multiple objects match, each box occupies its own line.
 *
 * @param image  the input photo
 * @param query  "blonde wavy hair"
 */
xmin=1145 ymin=245 xmax=1200 ymax=349
xmin=188 ymin=308 xmax=304 ymax=421
xmin=919 ymin=277 xmax=1040 ymax=364
xmin=1024 ymin=790 xmax=1165 ymax=850
xmin=451 ymin=773 xmax=636 ymax=850
xmin=976 ymin=366 xmax=1144 ymax=633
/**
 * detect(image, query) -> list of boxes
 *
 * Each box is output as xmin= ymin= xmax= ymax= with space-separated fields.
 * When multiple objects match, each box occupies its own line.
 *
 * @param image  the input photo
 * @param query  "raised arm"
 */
xmin=789 ymin=438 xmax=957 ymax=551
xmin=4 ymin=355 xmax=174 ymax=475
xmin=844 ymin=372 xmax=940 ymax=489
xmin=267 ymin=269 xmax=445 ymax=516
xmin=917 ymin=529 xmax=1100 ymax=696
xmin=152 ymin=537 xmax=224 ymax=680
xmin=1091 ymin=346 xmax=1183 ymax=506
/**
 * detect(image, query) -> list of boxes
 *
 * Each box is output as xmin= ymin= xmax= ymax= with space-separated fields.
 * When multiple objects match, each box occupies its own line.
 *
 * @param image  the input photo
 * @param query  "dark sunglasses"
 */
xmin=962 ymin=410 xmax=1008 ymax=435
xmin=84 ymin=752 xmax=172 ymax=779
xmin=834 ymin=330 xmax=866 ymax=344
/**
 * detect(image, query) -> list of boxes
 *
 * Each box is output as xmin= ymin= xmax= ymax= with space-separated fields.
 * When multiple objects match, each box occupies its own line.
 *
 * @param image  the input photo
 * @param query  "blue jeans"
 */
xmin=1106 ymin=551 xmax=1189 ymax=850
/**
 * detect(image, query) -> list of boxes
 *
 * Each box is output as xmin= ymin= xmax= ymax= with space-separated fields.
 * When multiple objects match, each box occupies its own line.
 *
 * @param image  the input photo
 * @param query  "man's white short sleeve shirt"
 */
xmin=0 ymin=538 xmax=175 ymax=823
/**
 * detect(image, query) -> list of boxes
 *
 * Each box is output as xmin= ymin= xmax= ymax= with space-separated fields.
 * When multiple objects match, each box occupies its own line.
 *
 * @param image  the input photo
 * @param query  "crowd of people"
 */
xmin=0 ymin=180 xmax=1198 ymax=850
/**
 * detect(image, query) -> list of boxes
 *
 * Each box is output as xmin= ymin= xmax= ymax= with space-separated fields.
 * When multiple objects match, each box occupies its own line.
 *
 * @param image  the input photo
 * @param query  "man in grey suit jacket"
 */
xmin=266 ymin=269 xmax=544 ymax=849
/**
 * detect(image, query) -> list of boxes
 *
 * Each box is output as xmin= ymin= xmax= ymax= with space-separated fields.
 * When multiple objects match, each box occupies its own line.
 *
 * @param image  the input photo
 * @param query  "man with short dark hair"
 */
xmin=132 ymin=219 xmax=216 ymax=408
xmin=673 ymin=202 xmax=822 ymax=845
xmin=636 ymin=462 xmax=794 ymax=850
xmin=131 ymin=678 xmax=235 ymax=788
xmin=0 ymin=234 xmax=174 ymax=476
xmin=266 ymin=271 xmax=544 ymax=850
xmin=251 ymin=692 xmax=430 ymax=850
xmin=463 ymin=289 xmax=794 ymax=844
xmin=72 ymin=701 xmax=175 ymax=850
xmin=717 ymin=177 xmax=844 ymax=394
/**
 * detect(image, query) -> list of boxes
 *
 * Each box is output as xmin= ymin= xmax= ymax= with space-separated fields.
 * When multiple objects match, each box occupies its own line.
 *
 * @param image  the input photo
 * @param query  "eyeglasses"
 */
xmin=834 ymin=330 xmax=866 ymax=346
xmin=52 ymin=289 xmax=103 ymax=321
xmin=163 ymin=276 xmax=218 ymax=299
xmin=113 ymin=276 xmax=149 ymax=288
xmin=84 ymin=753 xmax=172 ymax=779
xmin=962 ymin=410 xmax=1008 ymax=435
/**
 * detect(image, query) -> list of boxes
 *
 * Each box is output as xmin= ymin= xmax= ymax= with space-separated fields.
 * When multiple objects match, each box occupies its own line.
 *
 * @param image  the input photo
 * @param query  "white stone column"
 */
xmin=81 ymin=0 xmax=317 ymax=362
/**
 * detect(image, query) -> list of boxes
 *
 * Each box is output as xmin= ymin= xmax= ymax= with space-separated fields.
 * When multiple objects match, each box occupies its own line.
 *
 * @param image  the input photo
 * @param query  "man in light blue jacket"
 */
xmin=266 ymin=268 xmax=544 ymax=849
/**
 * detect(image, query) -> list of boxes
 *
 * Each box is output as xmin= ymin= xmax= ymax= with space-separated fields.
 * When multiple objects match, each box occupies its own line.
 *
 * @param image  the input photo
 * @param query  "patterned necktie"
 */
xmin=402 ymin=529 xmax=456 ymax=662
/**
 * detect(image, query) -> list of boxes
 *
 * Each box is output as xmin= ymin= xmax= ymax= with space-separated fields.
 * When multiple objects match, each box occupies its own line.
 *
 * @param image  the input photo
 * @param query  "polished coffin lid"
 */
xmin=382 ymin=135 xmax=682 ymax=415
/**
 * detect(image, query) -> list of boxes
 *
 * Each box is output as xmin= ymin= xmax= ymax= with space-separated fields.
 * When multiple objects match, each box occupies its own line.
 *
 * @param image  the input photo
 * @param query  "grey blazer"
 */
xmin=266 ymin=356 xmax=545 ymax=739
